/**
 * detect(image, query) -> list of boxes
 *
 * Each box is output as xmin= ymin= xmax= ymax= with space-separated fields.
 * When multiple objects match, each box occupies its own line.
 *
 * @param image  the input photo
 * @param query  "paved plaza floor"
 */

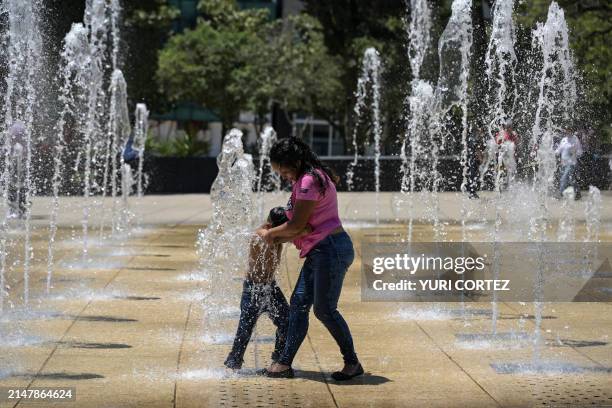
xmin=0 ymin=192 xmax=611 ymax=407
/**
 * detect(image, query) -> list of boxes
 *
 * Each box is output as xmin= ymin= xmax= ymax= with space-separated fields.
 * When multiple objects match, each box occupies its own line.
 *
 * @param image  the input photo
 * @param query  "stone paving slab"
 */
xmin=18 ymin=190 xmax=612 ymax=228
xmin=0 ymin=194 xmax=611 ymax=407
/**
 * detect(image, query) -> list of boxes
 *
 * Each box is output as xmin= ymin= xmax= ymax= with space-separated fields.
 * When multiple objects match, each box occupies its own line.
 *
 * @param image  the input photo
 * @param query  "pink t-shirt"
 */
xmin=285 ymin=169 xmax=341 ymax=258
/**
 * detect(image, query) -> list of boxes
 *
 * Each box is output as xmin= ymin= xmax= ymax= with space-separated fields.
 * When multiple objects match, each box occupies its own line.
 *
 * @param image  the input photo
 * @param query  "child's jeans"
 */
xmin=224 ymin=280 xmax=289 ymax=368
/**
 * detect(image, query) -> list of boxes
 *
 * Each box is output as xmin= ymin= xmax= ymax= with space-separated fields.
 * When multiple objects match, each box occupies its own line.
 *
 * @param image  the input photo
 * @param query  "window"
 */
xmin=168 ymin=0 xmax=199 ymax=32
xmin=293 ymin=116 xmax=345 ymax=157
xmin=237 ymin=0 xmax=278 ymax=19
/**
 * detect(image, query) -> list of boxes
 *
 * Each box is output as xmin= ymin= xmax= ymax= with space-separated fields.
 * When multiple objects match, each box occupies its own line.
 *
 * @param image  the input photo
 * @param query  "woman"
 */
xmin=259 ymin=137 xmax=363 ymax=380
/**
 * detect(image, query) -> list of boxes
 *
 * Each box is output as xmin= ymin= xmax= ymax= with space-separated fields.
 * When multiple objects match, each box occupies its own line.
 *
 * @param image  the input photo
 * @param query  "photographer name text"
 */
xmin=370 ymin=253 xmax=510 ymax=293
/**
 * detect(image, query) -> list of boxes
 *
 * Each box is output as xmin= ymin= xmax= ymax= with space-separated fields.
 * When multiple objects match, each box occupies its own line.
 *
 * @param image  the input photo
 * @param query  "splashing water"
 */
xmin=46 ymin=23 xmax=91 ymax=295
xmin=484 ymin=0 xmax=517 ymax=333
xmin=62 ymin=0 xmax=132 ymax=259
xmin=585 ymin=186 xmax=601 ymax=242
xmin=256 ymin=126 xmax=280 ymax=222
xmin=0 ymin=0 xmax=43 ymax=308
xmin=117 ymin=163 xmax=135 ymax=235
xmin=197 ymin=129 xmax=255 ymax=343
xmin=433 ymin=0 xmax=473 ymax=112
xmin=43 ymin=0 xmax=137 ymax=298
xmin=134 ymin=104 xmax=149 ymax=198
xmin=528 ymin=1 xmax=578 ymax=361
xmin=529 ymin=2 xmax=577 ymax=217
xmin=405 ymin=80 xmax=435 ymax=241
xmin=80 ymin=0 xmax=111 ymax=261
xmin=109 ymin=0 xmax=122 ymax=71
xmin=557 ymin=187 xmax=576 ymax=241
xmin=583 ymin=186 xmax=602 ymax=276
xmin=347 ymin=48 xmax=383 ymax=224
xmin=430 ymin=0 xmax=472 ymax=241
xmin=401 ymin=0 xmax=432 ymax=241
xmin=406 ymin=0 xmax=431 ymax=82
xmin=485 ymin=0 xmax=518 ymax=140
xmin=107 ymin=70 xmax=131 ymax=237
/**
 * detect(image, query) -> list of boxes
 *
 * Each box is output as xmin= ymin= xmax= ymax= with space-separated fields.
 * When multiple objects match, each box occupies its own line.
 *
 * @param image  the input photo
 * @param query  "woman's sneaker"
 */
xmin=331 ymin=364 xmax=364 ymax=381
xmin=265 ymin=367 xmax=294 ymax=378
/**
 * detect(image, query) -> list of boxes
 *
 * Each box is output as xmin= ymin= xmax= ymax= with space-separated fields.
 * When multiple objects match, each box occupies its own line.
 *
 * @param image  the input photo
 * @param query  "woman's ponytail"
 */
xmin=269 ymin=137 xmax=339 ymax=194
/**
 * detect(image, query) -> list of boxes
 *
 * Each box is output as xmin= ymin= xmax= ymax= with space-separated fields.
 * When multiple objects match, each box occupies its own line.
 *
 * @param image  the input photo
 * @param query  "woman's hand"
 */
xmin=261 ymin=229 xmax=275 ymax=245
xmin=254 ymin=222 xmax=271 ymax=238
xmin=264 ymin=200 xmax=317 ymax=242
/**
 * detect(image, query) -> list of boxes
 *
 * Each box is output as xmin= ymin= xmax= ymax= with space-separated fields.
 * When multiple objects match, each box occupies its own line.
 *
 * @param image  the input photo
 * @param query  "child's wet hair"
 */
xmin=268 ymin=206 xmax=288 ymax=227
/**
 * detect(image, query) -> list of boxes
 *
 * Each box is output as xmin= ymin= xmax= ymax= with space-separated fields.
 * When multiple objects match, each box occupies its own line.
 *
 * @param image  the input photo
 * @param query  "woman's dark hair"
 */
xmin=269 ymin=137 xmax=339 ymax=194
xmin=268 ymin=206 xmax=289 ymax=227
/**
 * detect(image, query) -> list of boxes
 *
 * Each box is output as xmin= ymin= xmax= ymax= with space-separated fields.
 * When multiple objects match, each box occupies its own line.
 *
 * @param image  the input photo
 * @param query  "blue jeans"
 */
xmin=278 ymin=231 xmax=358 ymax=366
xmin=559 ymin=164 xmax=576 ymax=195
xmin=224 ymin=280 xmax=289 ymax=368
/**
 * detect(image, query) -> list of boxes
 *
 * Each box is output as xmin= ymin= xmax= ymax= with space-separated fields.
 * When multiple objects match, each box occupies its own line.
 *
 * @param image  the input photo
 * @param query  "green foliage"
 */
xmin=302 ymin=0 xmax=411 ymax=148
xmin=197 ymin=0 xmax=270 ymax=29
xmin=127 ymin=0 xmax=181 ymax=28
xmin=515 ymin=0 xmax=612 ymax=137
xmin=236 ymin=14 xmax=344 ymax=121
xmin=157 ymin=0 xmax=342 ymax=132
xmin=146 ymin=129 xmax=210 ymax=157
xmin=123 ymin=0 xmax=181 ymax=114
xmin=303 ymin=0 xmax=611 ymax=146
xmin=153 ymin=0 xmax=610 ymax=147
xmin=157 ymin=20 xmax=256 ymax=130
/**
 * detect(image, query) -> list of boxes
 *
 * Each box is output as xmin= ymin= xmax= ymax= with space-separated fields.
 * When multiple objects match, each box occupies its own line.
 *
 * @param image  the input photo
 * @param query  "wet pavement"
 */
xmin=0 ymin=192 xmax=611 ymax=407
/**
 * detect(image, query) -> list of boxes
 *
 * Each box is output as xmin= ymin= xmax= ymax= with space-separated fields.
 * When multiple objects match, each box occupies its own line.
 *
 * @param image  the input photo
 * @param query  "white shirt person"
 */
xmin=555 ymin=132 xmax=584 ymax=198
xmin=555 ymin=133 xmax=583 ymax=166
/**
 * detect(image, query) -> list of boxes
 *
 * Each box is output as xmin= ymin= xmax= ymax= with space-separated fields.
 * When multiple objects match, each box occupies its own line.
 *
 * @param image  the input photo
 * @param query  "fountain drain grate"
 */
xmin=214 ymin=333 xmax=304 ymax=408
xmin=514 ymin=375 xmax=612 ymax=407
xmin=218 ymin=380 xmax=304 ymax=408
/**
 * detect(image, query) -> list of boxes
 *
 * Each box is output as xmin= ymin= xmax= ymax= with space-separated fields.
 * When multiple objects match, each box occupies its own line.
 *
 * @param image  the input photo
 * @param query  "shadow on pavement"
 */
xmin=295 ymin=369 xmax=392 ymax=386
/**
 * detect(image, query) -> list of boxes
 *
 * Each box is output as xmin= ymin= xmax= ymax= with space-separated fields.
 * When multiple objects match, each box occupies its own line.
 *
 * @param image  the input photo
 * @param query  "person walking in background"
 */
xmin=123 ymin=133 xmax=139 ymax=164
xmin=555 ymin=128 xmax=583 ymax=199
xmin=494 ymin=121 xmax=520 ymax=187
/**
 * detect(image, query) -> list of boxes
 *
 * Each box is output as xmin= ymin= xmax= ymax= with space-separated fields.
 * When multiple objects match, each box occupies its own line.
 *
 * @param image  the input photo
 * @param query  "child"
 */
xmin=224 ymin=207 xmax=309 ymax=370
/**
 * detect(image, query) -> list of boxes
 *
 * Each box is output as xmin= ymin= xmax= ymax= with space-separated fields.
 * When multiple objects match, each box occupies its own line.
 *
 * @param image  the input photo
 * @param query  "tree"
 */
xmin=156 ymin=0 xmax=342 ymax=134
xmin=235 ymin=14 xmax=344 ymax=133
xmin=515 ymin=0 xmax=611 ymax=140
xmin=123 ymin=0 xmax=180 ymax=114
xmin=302 ymin=0 xmax=411 ymax=152
xmin=303 ymin=0 xmax=612 ymax=149
xmin=157 ymin=21 xmax=259 ymax=132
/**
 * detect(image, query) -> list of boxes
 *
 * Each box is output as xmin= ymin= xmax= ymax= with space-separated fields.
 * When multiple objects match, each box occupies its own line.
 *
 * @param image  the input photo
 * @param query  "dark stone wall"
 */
xmin=143 ymin=156 xmax=610 ymax=194
xmin=145 ymin=157 xmax=220 ymax=194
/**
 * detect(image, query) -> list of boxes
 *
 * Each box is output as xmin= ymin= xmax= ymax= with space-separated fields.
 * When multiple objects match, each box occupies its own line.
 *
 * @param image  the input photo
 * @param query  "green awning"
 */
xmin=151 ymin=102 xmax=221 ymax=123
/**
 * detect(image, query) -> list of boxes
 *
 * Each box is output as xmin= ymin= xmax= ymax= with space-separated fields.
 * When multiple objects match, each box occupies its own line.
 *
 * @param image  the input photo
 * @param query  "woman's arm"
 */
xmin=273 ymin=224 xmax=313 ymax=244
xmin=262 ymin=199 xmax=317 ymax=244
